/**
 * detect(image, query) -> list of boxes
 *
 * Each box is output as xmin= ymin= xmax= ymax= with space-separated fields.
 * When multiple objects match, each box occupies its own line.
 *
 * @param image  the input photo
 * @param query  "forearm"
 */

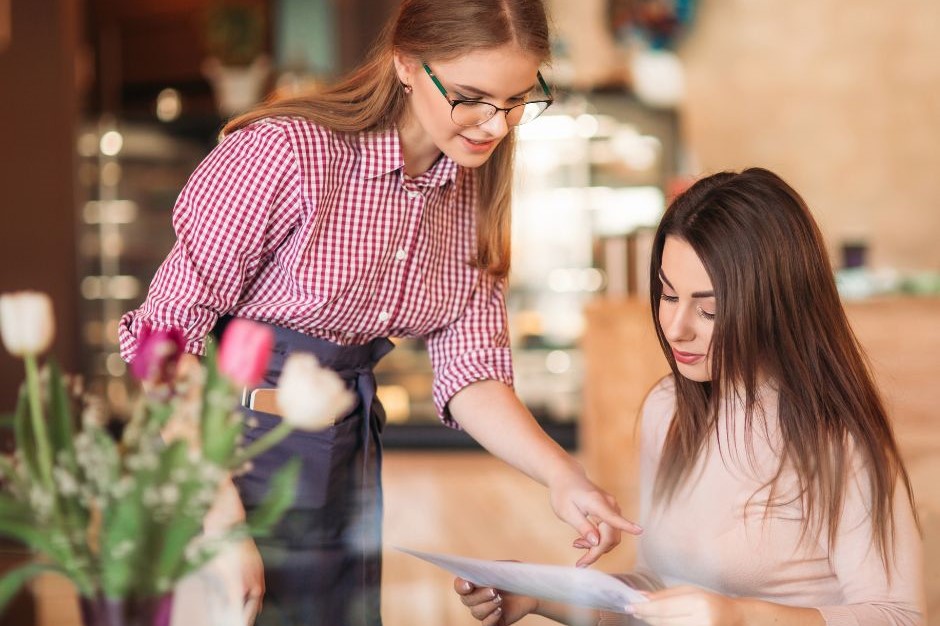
xmin=735 ymin=598 xmax=824 ymax=626
xmin=447 ymin=379 xmax=580 ymax=486
xmin=541 ymin=599 xmax=602 ymax=625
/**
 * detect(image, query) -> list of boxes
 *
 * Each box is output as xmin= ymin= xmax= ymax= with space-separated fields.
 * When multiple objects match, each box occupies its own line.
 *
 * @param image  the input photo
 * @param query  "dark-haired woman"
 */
xmin=455 ymin=168 xmax=925 ymax=626
xmin=120 ymin=1 xmax=639 ymax=625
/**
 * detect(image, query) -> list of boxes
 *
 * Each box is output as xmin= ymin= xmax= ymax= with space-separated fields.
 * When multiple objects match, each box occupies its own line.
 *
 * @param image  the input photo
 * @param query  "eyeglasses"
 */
xmin=422 ymin=63 xmax=553 ymax=127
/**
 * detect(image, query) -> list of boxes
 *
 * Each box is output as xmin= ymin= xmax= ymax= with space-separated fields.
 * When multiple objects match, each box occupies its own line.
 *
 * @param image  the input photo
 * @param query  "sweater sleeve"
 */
xmin=816 ymin=461 xmax=925 ymax=626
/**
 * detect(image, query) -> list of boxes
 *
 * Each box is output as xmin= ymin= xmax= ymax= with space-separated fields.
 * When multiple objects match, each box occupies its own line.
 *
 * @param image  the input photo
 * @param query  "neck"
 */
xmin=397 ymin=106 xmax=442 ymax=177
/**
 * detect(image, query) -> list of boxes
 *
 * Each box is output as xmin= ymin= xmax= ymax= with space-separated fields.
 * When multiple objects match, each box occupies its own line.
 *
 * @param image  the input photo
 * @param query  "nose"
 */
xmin=478 ymin=110 xmax=509 ymax=138
xmin=661 ymin=302 xmax=696 ymax=344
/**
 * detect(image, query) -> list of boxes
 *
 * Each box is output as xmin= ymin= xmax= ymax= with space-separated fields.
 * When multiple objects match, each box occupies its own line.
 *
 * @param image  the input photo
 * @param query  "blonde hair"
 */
xmin=224 ymin=0 xmax=551 ymax=277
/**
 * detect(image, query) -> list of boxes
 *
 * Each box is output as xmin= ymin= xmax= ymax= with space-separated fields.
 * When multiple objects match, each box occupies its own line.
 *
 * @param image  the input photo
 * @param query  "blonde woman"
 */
xmin=120 ymin=1 xmax=639 ymax=624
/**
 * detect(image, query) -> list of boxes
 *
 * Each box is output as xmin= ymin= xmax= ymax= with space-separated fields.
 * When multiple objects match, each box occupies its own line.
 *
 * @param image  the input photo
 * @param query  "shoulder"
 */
xmin=225 ymin=116 xmax=359 ymax=156
xmin=640 ymin=376 xmax=677 ymax=449
xmin=642 ymin=376 xmax=677 ymax=419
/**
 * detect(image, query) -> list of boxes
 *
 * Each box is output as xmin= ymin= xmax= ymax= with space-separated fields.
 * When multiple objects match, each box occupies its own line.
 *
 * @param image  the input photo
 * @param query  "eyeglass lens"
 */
xmin=451 ymin=101 xmax=550 ymax=127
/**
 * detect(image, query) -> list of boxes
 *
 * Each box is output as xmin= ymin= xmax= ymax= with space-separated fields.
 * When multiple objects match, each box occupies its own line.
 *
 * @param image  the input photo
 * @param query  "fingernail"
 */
xmin=490 ymin=588 xmax=497 ymax=599
xmin=588 ymin=532 xmax=599 ymax=546
xmin=494 ymin=594 xmax=502 ymax=605
xmin=494 ymin=607 xmax=502 ymax=615
xmin=462 ymin=581 xmax=473 ymax=592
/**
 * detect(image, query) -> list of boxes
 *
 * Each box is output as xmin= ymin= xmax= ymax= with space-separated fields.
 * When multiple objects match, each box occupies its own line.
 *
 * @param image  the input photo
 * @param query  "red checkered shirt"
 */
xmin=118 ymin=117 xmax=514 ymax=424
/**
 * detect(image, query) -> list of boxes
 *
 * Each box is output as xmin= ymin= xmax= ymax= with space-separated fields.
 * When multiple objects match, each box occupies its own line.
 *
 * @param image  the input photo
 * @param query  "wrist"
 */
xmin=203 ymin=475 xmax=246 ymax=534
xmin=542 ymin=452 xmax=585 ymax=488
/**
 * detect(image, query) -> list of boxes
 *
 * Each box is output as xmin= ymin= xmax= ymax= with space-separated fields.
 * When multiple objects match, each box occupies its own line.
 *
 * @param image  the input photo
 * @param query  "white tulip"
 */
xmin=0 ymin=291 xmax=55 ymax=357
xmin=276 ymin=354 xmax=356 ymax=431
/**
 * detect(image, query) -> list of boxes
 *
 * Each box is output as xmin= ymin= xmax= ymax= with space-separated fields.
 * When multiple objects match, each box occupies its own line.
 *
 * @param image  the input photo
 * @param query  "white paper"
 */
xmin=396 ymin=546 xmax=645 ymax=614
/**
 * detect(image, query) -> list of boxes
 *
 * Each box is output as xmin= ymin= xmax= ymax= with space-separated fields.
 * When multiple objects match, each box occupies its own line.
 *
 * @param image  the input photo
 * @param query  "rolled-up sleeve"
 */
xmin=424 ymin=272 xmax=514 ymax=428
xmin=118 ymin=122 xmax=302 ymax=361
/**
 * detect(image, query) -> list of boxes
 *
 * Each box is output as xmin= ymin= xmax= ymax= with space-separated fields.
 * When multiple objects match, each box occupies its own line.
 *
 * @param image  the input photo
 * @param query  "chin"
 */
xmin=676 ymin=364 xmax=711 ymax=383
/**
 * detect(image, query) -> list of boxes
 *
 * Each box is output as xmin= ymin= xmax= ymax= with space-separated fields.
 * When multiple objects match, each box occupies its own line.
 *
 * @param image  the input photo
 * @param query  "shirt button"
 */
xmin=378 ymin=311 xmax=390 ymax=322
xmin=395 ymin=248 xmax=406 ymax=261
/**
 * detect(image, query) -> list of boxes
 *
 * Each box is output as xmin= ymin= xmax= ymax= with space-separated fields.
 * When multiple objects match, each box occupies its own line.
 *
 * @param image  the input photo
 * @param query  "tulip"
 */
xmin=130 ymin=325 xmax=187 ymax=385
xmin=276 ymin=354 xmax=356 ymax=431
xmin=0 ymin=291 xmax=55 ymax=357
xmin=0 ymin=291 xmax=56 ymax=492
xmin=217 ymin=319 xmax=274 ymax=388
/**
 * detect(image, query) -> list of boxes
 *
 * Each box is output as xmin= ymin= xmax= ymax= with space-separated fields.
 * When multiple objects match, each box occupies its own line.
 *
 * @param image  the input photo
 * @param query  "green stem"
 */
xmin=24 ymin=356 xmax=95 ymax=595
xmin=228 ymin=422 xmax=294 ymax=470
xmin=24 ymin=354 xmax=54 ymax=491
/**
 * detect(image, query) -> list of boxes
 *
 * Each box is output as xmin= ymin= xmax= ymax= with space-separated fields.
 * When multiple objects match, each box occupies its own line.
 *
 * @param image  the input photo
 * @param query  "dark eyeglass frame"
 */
xmin=422 ymin=62 xmax=554 ymax=127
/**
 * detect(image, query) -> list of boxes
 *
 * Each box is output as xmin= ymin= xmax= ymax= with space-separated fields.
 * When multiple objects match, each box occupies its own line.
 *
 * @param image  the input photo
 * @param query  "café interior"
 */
xmin=0 ymin=0 xmax=938 ymax=624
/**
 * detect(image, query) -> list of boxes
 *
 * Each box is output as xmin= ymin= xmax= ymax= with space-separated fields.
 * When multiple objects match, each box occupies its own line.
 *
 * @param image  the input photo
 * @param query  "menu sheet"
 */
xmin=396 ymin=546 xmax=646 ymax=614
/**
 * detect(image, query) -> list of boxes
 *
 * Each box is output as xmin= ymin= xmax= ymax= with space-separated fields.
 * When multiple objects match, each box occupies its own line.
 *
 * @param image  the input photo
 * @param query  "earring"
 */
xmin=401 ymin=82 xmax=413 ymax=95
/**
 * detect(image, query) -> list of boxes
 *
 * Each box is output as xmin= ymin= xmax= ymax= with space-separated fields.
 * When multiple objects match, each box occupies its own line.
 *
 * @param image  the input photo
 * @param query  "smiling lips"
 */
xmin=460 ymin=135 xmax=496 ymax=152
xmin=671 ymin=348 xmax=705 ymax=365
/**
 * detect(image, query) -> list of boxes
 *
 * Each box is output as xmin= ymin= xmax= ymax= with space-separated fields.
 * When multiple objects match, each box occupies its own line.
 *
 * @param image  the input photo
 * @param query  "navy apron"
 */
xmin=215 ymin=317 xmax=393 ymax=626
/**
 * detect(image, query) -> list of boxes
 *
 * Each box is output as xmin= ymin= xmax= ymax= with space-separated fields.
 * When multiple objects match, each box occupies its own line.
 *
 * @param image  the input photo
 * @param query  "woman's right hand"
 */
xmin=204 ymin=477 xmax=265 ymax=623
xmin=453 ymin=577 xmax=538 ymax=626
xmin=239 ymin=538 xmax=266 ymax=625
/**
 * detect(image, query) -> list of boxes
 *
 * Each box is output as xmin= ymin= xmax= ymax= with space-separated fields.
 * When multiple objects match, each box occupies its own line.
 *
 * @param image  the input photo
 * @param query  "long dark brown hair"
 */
xmin=223 ymin=0 xmax=551 ymax=278
xmin=649 ymin=167 xmax=916 ymax=565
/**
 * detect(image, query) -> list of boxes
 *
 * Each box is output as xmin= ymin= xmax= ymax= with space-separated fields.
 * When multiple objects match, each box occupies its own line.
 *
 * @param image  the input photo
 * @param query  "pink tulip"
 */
xmin=130 ymin=324 xmax=187 ymax=384
xmin=217 ymin=319 xmax=273 ymax=387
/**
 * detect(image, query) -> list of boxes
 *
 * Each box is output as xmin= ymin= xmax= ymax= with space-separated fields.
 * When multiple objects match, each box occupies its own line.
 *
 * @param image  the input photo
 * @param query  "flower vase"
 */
xmin=79 ymin=592 xmax=174 ymax=626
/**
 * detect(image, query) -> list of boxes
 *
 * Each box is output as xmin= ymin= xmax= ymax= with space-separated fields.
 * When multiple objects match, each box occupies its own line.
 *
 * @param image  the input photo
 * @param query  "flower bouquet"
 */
xmin=0 ymin=291 xmax=354 ymax=626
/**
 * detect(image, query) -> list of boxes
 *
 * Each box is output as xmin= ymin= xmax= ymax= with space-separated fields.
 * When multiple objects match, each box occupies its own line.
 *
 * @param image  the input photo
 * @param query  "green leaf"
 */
xmin=11 ymin=386 xmax=39 ymax=481
xmin=199 ymin=336 xmax=242 ymax=465
xmin=0 ymin=561 xmax=65 ymax=615
xmin=202 ymin=411 xmax=242 ymax=465
xmin=46 ymin=359 xmax=76 ymax=462
xmin=0 ymin=515 xmax=61 ymax=559
xmin=0 ymin=455 xmax=16 ymax=484
xmin=245 ymin=457 xmax=300 ymax=537
xmin=97 ymin=438 xmax=175 ymax=597
xmin=43 ymin=359 xmax=92 ymax=543
xmin=99 ymin=482 xmax=147 ymax=597
xmin=145 ymin=442 xmax=206 ymax=592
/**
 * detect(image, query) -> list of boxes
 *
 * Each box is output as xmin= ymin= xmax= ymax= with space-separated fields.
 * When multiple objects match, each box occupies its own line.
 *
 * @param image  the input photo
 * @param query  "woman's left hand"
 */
xmin=548 ymin=464 xmax=642 ymax=567
xmin=630 ymin=586 xmax=742 ymax=626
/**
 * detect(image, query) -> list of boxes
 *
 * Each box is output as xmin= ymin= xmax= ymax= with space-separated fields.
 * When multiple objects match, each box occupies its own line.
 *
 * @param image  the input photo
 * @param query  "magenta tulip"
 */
xmin=217 ymin=319 xmax=274 ymax=387
xmin=130 ymin=325 xmax=187 ymax=385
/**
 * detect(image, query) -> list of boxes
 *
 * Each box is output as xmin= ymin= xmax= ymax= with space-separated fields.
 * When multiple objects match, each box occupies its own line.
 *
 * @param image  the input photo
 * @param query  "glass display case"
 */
xmin=76 ymin=115 xmax=218 ymax=412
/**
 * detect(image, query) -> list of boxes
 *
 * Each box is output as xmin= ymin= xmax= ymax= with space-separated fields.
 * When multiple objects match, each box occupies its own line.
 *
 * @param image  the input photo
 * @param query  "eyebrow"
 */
xmin=659 ymin=269 xmax=715 ymax=298
xmin=453 ymin=82 xmax=536 ymax=99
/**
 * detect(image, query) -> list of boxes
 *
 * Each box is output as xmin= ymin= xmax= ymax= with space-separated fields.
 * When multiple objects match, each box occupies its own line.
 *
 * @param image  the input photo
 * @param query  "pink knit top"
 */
xmin=607 ymin=377 xmax=925 ymax=626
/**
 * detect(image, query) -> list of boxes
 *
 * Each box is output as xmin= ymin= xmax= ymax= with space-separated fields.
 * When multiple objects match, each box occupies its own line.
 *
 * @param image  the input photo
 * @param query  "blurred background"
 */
xmin=0 ymin=0 xmax=937 ymax=624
